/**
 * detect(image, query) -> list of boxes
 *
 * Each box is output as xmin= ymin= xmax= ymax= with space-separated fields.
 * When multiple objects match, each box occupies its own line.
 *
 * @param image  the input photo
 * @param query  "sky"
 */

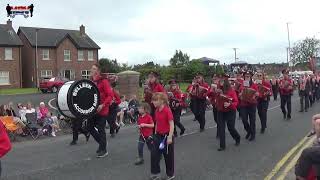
xmin=2 ymin=0 xmax=320 ymax=65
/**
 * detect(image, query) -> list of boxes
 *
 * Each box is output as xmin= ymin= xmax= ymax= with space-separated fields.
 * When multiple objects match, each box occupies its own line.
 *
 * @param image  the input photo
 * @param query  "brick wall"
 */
xmin=0 ymin=47 xmax=21 ymax=88
xmin=19 ymin=32 xmax=35 ymax=88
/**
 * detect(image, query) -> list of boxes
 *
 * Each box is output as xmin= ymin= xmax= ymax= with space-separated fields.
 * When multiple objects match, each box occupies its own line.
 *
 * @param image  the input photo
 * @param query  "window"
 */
xmin=63 ymin=70 xmax=75 ymax=80
xmin=40 ymin=70 xmax=52 ymax=78
xmin=78 ymin=50 xmax=84 ymax=61
xmin=5 ymin=48 xmax=13 ymax=60
xmin=88 ymin=51 xmax=94 ymax=61
xmin=0 ymin=71 xmax=9 ymax=85
xmin=64 ymin=50 xmax=71 ymax=61
xmin=42 ymin=49 xmax=49 ymax=60
xmin=81 ymin=70 xmax=91 ymax=79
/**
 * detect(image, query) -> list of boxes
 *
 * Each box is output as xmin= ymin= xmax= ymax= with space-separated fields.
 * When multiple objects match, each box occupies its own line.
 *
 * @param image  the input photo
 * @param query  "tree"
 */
xmin=99 ymin=58 xmax=121 ymax=73
xmin=290 ymin=37 xmax=320 ymax=66
xmin=169 ymin=50 xmax=190 ymax=67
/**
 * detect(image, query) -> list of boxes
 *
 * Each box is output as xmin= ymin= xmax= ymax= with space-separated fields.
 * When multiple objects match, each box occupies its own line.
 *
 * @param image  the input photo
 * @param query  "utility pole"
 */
xmin=286 ymin=22 xmax=291 ymax=68
xmin=233 ymin=48 xmax=238 ymax=63
xmin=35 ymin=28 xmax=39 ymax=90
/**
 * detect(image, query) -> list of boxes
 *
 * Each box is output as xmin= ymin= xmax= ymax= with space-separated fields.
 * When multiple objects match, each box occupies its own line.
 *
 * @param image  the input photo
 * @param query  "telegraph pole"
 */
xmin=233 ymin=48 xmax=238 ymax=63
xmin=286 ymin=22 xmax=291 ymax=67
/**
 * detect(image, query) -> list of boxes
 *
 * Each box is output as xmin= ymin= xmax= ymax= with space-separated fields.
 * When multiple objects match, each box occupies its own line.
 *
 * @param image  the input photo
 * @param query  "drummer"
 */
xmin=88 ymin=64 xmax=114 ymax=158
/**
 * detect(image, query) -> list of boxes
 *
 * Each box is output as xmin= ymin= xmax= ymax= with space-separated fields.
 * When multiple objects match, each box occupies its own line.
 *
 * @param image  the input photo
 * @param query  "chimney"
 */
xmin=7 ymin=19 xmax=12 ymax=27
xmin=80 ymin=25 xmax=85 ymax=36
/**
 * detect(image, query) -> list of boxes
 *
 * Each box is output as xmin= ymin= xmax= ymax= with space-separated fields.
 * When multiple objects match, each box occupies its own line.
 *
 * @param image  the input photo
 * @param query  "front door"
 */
xmin=64 ymin=70 xmax=71 ymax=80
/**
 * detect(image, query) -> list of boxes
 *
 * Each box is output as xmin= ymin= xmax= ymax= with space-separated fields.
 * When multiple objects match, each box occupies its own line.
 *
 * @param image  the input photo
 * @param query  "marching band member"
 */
xmin=298 ymin=74 xmax=310 ymax=113
xmin=270 ymin=77 xmax=279 ymax=101
xmin=207 ymin=74 xmax=220 ymax=138
xmin=144 ymin=71 xmax=166 ymax=118
xmin=235 ymin=72 xmax=244 ymax=119
xmin=216 ymin=74 xmax=241 ymax=151
xmin=150 ymin=92 xmax=175 ymax=180
xmin=186 ymin=78 xmax=197 ymax=122
xmin=279 ymin=69 xmax=293 ymax=120
xmin=255 ymin=72 xmax=272 ymax=134
xmin=167 ymin=79 xmax=185 ymax=137
xmin=188 ymin=73 xmax=209 ymax=132
xmin=239 ymin=71 xmax=259 ymax=141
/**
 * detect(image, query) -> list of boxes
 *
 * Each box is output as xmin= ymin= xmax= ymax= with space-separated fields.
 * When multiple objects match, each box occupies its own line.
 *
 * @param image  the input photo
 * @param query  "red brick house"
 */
xmin=17 ymin=25 xmax=100 ymax=88
xmin=0 ymin=20 xmax=23 ymax=88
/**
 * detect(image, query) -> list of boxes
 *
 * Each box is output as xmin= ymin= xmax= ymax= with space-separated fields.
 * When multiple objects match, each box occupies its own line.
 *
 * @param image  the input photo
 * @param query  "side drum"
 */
xmin=57 ymin=79 xmax=100 ymax=119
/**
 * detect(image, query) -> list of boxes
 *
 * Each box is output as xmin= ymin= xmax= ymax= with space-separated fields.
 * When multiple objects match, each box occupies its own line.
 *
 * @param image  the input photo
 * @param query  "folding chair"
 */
xmin=0 ymin=116 xmax=19 ymax=141
xmin=25 ymin=113 xmax=41 ymax=139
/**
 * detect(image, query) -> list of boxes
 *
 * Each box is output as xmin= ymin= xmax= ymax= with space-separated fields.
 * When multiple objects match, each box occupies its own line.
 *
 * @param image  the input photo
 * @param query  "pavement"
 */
xmin=0 ymin=93 xmax=318 ymax=180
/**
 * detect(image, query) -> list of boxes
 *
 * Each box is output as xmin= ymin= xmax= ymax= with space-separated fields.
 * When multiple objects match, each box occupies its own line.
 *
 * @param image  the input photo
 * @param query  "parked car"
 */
xmin=39 ymin=77 xmax=68 ymax=93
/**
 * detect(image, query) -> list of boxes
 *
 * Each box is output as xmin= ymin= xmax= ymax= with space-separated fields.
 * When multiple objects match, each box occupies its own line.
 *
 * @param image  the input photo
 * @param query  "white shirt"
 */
xmin=119 ymin=101 xmax=128 ymax=110
xmin=25 ymin=108 xmax=36 ymax=114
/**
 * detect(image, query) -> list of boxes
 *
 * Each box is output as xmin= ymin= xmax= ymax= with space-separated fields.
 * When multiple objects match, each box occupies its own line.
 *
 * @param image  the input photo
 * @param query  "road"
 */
xmin=0 ymin=93 xmax=317 ymax=180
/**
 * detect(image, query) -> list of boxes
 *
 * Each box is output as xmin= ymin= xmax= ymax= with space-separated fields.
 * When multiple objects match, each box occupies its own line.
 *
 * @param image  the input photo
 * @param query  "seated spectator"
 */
xmin=25 ymin=103 xmax=35 ymax=114
xmin=295 ymin=146 xmax=320 ymax=180
xmin=43 ymin=112 xmax=58 ymax=137
xmin=117 ymin=95 xmax=128 ymax=127
xmin=6 ymin=102 xmax=16 ymax=117
xmin=39 ymin=102 xmax=49 ymax=119
xmin=0 ymin=105 xmax=7 ymax=116
xmin=128 ymin=95 xmax=139 ymax=123
xmin=35 ymin=107 xmax=43 ymax=125
xmin=17 ymin=103 xmax=27 ymax=123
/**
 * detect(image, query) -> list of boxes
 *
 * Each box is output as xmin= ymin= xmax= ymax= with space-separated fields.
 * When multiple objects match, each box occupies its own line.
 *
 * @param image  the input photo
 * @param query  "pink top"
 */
xmin=39 ymin=107 xmax=49 ymax=119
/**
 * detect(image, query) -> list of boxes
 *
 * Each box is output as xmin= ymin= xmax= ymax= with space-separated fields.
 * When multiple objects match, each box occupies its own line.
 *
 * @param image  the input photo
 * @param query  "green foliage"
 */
xmin=169 ymin=50 xmax=190 ymax=67
xmin=99 ymin=58 xmax=122 ymax=73
xmin=291 ymin=37 xmax=320 ymax=66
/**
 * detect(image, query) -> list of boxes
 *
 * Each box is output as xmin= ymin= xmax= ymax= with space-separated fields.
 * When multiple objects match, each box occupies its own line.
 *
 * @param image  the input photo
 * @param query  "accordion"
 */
xmin=234 ymin=81 xmax=241 ymax=93
xmin=258 ymin=84 xmax=271 ymax=97
xmin=169 ymin=98 xmax=180 ymax=110
xmin=190 ymin=84 xmax=208 ymax=98
xmin=216 ymin=93 xmax=233 ymax=111
xmin=241 ymin=88 xmax=257 ymax=104
xmin=299 ymin=79 xmax=306 ymax=91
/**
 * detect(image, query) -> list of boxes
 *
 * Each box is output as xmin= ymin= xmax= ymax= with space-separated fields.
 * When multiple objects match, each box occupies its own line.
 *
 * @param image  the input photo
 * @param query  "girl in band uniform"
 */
xmin=135 ymin=103 xmax=154 ymax=165
xmin=216 ymin=74 xmax=241 ymax=151
xmin=150 ymin=92 xmax=175 ymax=180
xmin=207 ymin=74 xmax=220 ymax=138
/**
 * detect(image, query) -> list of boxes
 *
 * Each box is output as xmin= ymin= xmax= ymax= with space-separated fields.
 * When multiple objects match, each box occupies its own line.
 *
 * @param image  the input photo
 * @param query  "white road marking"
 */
xmin=48 ymin=98 xmax=57 ymax=110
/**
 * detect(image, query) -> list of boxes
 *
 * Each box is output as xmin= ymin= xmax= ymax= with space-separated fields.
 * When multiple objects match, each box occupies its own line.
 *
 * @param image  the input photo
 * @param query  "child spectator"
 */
xmin=117 ymin=96 xmax=129 ymax=127
xmin=39 ymin=102 xmax=49 ymax=119
xmin=0 ymin=105 xmax=7 ymax=116
xmin=17 ymin=103 xmax=27 ymax=123
xmin=128 ymin=95 xmax=140 ymax=123
xmin=135 ymin=103 xmax=154 ymax=165
xmin=43 ymin=112 xmax=58 ymax=137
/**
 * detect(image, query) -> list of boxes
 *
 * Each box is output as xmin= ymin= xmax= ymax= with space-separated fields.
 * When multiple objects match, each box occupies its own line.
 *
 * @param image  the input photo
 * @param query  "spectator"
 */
xmin=117 ymin=96 xmax=128 ymax=127
xmin=25 ymin=103 xmax=35 ymax=114
xmin=39 ymin=102 xmax=49 ymax=119
xmin=128 ymin=95 xmax=139 ymax=123
xmin=0 ymin=105 xmax=7 ymax=116
xmin=43 ymin=112 xmax=58 ymax=137
xmin=6 ymin=102 xmax=16 ymax=117
xmin=17 ymin=103 xmax=27 ymax=123
xmin=295 ymin=146 xmax=320 ymax=180
xmin=6 ymin=103 xmax=26 ymax=131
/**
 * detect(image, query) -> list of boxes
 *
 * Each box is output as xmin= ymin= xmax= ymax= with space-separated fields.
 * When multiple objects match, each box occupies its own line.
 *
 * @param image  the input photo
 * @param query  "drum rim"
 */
xmin=57 ymin=79 xmax=100 ymax=119
xmin=56 ymin=81 xmax=74 ymax=119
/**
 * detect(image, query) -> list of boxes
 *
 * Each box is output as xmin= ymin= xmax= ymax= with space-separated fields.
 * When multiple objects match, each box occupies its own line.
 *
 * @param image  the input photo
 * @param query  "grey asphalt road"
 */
xmin=0 ymin=93 xmax=316 ymax=180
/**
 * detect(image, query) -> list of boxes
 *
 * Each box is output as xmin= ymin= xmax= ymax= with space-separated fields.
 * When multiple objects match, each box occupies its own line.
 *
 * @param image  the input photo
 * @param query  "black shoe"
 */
xmin=85 ymin=133 xmax=90 ymax=142
xmin=287 ymin=114 xmax=291 ymax=120
xmin=96 ymin=150 xmax=108 ymax=158
xmin=200 ymin=129 xmax=205 ymax=132
xmin=96 ymin=147 xmax=101 ymax=154
xmin=235 ymin=138 xmax=240 ymax=146
xmin=180 ymin=129 xmax=185 ymax=136
xmin=299 ymin=110 xmax=303 ymax=112
xmin=116 ymin=126 xmax=120 ymax=134
xmin=260 ymin=128 xmax=265 ymax=134
xmin=283 ymin=114 xmax=287 ymax=120
xmin=217 ymin=147 xmax=225 ymax=151
xmin=245 ymin=133 xmax=251 ymax=139
xmin=110 ymin=133 xmax=115 ymax=138
xmin=134 ymin=158 xmax=144 ymax=165
xmin=70 ymin=141 xmax=77 ymax=146
xmin=249 ymin=136 xmax=255 ymax=141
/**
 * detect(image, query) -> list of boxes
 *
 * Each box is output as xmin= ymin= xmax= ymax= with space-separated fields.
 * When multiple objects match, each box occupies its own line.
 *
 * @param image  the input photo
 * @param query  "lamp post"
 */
xmin=233 ymin=48 xmax=238 ymax=63
xmin=35 ymin=28 xmax=39 ymax=90
xmin=286 ymin=22 xmax=291 ymax=68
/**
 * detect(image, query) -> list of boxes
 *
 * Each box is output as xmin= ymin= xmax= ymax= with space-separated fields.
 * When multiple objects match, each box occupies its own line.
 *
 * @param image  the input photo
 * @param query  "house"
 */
xmin=0 ymin=20 xmax=23 ymax=88
xmin=17 ymin=25 xmax=100 ymax=88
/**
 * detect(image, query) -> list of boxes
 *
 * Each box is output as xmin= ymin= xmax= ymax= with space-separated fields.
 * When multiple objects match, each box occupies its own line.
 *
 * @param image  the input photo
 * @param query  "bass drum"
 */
xmin=57 ymin=79 xmax=100 ymax=119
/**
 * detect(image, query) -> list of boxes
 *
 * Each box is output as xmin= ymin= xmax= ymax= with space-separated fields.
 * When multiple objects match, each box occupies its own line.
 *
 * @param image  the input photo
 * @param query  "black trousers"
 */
xmin=172 ymin=108 xmax=185 ymax=135
xmin=240 ymin=105 xmax=257 ymax=138
xmin=107 ymin=105 xmax=118 ymax=135
xmin=192 ymin=98 xmax=206 ymax=130
xmin=299 ymin=91 xmax=309 ymax=111
xmin=190 ymin=99 xmax=197 ymax=120
xmin=151 ymin=134 xmax=174 ymax=177
xmin=88 ymin=114 xmax=107 ymax=151
xmin=213 ymin=107 xmax=219 ymax=137
xmin=217 ymin=110 xmax=240 ymax=148
xmin=295 ymin=146 xmax=320 ymax=178
xmin=280 ymin=94 xmax=292 ymax=117
xmin=257 ymin=99 xmax=269 ymax=130
xmin=310 ymin=93 xmax=314 ymax=107
xmin=272 ymin=86 xmax=278 ymax=100
xmin=72 ymin=119 xmax=88 ymax=142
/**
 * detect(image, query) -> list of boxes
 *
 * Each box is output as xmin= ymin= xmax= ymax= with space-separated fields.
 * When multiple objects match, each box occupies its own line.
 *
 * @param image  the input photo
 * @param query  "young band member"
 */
xmin=108 ymin=85 xmax=121 ymax=137
xmin=235 ymin=72 xmax=244 ymax=119
xmin=270 ymin=77 xmax=279 ymax=101
xmin=168 ymin=80 xmax=185 ymax=137
xmin=144 ymin=71 xmax=166 ymax=118
xmin=207 ymin=74 xmax=220 ymax=138
xmin=298 ymin=74 xmax=310 ymax=113
xmin=279 ymin=69 xmax=293 ymax=120
xmin=216 ymin=74 xmax=241 ymax=151
xmin=188 ymin=73 xmax=209 ymax=132
xmin=88 ymin=64 xmax=113 ymax=158
xmin=135 ymin=103 xmax=154 ymax=165
xmin=239 ymin=71 xmax=259 ymax=141
xmin=186 ymin=78 xmax=197 ymax=122
xmin=150 ymin=92 xmax=175 ymax=180
xmin=255 ymin=72 xmax=272 ymax=134
xmin=69 ymin=118 xmax=90 ymax=145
